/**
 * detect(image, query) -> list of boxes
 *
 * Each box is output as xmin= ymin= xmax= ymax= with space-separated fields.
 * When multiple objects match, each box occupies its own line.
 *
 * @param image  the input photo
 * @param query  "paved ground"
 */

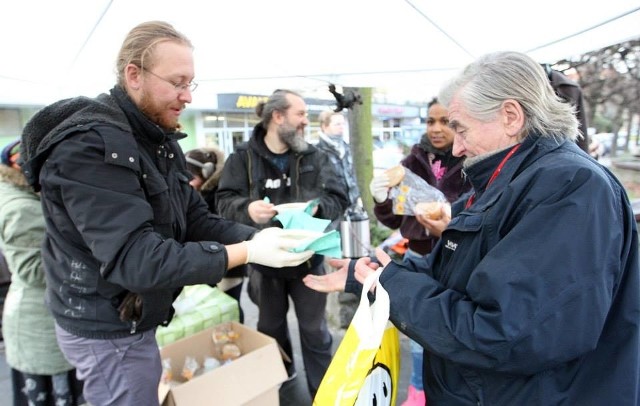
xmin=0 ymin=283 xmax=412 ymax=406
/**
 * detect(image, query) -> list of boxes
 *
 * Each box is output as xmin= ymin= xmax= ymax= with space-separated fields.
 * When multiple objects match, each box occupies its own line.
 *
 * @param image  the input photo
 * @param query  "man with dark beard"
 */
xmin=18 ymin=22 xmax=315 ymax=405
xmin=217 ymin=89 xmax=349 ymax=399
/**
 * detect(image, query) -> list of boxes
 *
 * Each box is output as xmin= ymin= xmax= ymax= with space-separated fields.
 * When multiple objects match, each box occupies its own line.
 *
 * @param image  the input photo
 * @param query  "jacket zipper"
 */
xmin=294 ymin=155 xmax=303 ymax=201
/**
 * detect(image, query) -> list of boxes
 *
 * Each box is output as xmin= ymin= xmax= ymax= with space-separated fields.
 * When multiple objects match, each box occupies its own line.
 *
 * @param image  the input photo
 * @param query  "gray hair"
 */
xmin=438 ymin=51 xmax=579 ymax=142
xmin=256 ymin=89 xmax=303 ymax=130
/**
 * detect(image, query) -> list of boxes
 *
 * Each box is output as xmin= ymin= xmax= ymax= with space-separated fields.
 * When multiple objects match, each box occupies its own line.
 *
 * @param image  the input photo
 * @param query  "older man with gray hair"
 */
xmin=304 ymin=51 xmax=640 ymax=405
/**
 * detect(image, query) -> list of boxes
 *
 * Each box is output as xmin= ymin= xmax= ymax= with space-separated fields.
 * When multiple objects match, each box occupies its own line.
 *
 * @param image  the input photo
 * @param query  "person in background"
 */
xmin=185 ymin=147 xmax=247 ymax=323
xmin=0 ymin=139 xmax=85 ymax=405
xmin=217 ymin=89 xmax=349 ymax=398
xmin=369 ymin=97 xmax=471 ymax=406
xmin=541 ymin=64 xmax=589 ymax=152
xmin=304 ymin=51 xmax=639 ymax=405
xmin=316 ymin=110 xmax=361 ymax=211
xmin=316 ymin=109 xmax=365 ymax=329
xmin=19 ymin=21 xmax=314 ymax=405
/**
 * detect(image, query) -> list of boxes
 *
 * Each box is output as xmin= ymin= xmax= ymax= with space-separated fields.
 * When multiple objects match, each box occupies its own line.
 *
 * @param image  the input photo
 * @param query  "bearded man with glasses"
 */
xmin=19 ymin=20 xmax=315 ymax=405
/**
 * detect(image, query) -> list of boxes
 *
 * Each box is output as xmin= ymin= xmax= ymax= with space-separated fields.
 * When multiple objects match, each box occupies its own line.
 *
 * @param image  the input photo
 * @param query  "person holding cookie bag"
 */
xmin=368 ymin=97 xmax=471 ymax=405
xmin=369 ymin=97 xmax=471 ymax=246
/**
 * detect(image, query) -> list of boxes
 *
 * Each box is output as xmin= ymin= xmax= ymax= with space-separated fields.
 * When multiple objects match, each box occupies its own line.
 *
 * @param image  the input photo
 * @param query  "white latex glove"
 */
xmin=369 ymin=174 xmax=390 ymax=203
xmin=245 ymin=227 xmax=315 ymax=267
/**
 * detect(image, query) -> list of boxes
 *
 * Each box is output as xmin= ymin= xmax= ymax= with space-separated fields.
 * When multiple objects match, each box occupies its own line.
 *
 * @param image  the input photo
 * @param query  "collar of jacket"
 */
xmin=549 ymin=70 xmax=581 ymax=89
xmin=411 ymin=142 xmax=464 ymax=172
xmin=318 ymin=132 xmax=346 ymax=158
xmin=418 ymin=133 xmax=453 ymax=158
xmin=463 ymin=135 xmax=569 ymax=204
xmin=110 ymin=86 xmax=187 ymax=144
xmin=463 ymin=136 xmax=537 ymax=197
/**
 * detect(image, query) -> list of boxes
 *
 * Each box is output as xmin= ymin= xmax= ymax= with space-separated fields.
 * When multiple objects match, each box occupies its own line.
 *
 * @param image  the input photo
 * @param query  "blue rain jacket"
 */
xmin=351 ymin=136 xmax=640 ymax=405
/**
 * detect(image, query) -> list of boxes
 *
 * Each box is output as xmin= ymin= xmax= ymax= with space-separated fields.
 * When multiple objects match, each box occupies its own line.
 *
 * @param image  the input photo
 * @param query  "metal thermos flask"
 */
xmin=340 ymin=209 xmax=371 ymax=258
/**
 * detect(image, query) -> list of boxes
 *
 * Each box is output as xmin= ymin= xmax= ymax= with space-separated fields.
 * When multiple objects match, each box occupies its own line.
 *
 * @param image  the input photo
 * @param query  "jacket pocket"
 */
xmin=438 ymin=213 xmax=484 ymax=287
xmin=141 ymin=171 xmax=172 ymax=226
xmin=447 ymin=213 xmax=483 ymax=233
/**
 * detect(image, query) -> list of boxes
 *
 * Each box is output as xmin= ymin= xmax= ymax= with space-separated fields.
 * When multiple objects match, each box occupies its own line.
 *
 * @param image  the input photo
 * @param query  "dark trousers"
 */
xmin=0 ymin=282 xmax=9 ymax=341
xmin=11 ymin=368 xmax=84 ymax=406
xmin=249 ymin=265 xmax=333 ymax=398
xmin=223 ymin=282 xmax=245 ymax=324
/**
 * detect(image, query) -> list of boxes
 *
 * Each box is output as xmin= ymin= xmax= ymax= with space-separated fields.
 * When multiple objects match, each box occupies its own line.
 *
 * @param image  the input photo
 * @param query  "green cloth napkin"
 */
xmin=276 ymin=209 xmax=330 ymax=231
xmin=290 ymin=230 xmax=342 ymax=258
xmin=274 ymin=202 xmax=342 ymax=258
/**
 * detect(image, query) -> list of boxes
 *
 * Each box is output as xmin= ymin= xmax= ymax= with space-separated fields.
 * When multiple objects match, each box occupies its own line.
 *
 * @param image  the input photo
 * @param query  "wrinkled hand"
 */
xmin=303 ymin=258 xmax=350 ymax=293
xmin=248 ymin=200 xmax=276 ymax=224
xmin=369 ymin=174 xmax=390 ymax=203
xmin=375 ymin=247 xmax=392 ymax=267
xmin=415 ymin=203 xmax=452 ymax=238
xmin=245 ymin=228 xmax=314 ymax=267
xmin=353 ymin=254 xmax=383 ymax=291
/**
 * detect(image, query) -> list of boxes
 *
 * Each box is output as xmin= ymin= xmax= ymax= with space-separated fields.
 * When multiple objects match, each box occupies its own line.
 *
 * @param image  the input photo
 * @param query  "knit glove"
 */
xmin=369 ymin=174 xmax=390 ymax=203
xmin=245 ymin=228 xmax=315 ymax=267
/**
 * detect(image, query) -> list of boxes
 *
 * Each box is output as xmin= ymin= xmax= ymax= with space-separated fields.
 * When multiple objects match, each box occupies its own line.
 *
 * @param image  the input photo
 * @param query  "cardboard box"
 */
xmin=158 ymin=321 xmax=287 ymax=406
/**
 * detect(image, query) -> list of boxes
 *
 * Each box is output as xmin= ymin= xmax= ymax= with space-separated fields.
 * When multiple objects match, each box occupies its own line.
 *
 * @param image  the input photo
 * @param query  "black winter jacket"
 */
xmin=315 ymin=135 xmax=361 ymax=209
xmin=20 ymin=86 xmax=256 ymax=338
xmin=217 ymin=124 xmax=349 ymax=278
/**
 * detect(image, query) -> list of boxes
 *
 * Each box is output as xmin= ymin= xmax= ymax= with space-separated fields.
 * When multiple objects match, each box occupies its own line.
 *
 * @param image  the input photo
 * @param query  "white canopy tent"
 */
xmin=1 ymin=0 xmax=639 ymax=107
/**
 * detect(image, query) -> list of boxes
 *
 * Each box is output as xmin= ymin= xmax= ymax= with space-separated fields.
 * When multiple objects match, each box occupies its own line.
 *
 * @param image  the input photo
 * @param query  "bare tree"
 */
xmin=559 ymin=39 xmax=640 ymax=156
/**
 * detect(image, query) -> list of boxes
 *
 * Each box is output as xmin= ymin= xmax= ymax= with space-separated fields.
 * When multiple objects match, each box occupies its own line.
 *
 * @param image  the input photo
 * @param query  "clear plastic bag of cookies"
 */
xmin=211 ymin=324 xmax=242 ymax=362
xmin=389 ymin=167 xmax=446 ymax=215
xmin=211 ymin=323 xmax=240 ymax=345
xmin=160 ymin=358 xmax=173 ymax=384
xmin=181 ymin=356 xmax=199 ymax=381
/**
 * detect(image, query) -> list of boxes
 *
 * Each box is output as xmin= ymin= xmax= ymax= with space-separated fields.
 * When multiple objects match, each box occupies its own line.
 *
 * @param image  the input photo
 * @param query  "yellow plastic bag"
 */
xmin=314 ymin=269 xmax=400 ymax=405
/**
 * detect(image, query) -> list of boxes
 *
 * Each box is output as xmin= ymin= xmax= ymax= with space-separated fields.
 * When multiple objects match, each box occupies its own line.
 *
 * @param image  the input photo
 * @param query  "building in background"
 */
xmin=0 ymin=94 xmax=425 ymax=155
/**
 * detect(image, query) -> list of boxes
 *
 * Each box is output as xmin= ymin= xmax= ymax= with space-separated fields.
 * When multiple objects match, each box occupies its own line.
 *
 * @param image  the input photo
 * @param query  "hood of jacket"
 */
xmin=0 ymin=164 xmax=30 ymax=190
xmin=20 ymin=86 xmax=186 ymax=191
xmin=20 ymin=89 xmax=130 ymax=191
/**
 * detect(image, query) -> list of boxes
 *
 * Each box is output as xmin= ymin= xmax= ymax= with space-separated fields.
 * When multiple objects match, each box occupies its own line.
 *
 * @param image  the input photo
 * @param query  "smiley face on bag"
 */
xmin=354 ymin=363 xmax=393 ymax=406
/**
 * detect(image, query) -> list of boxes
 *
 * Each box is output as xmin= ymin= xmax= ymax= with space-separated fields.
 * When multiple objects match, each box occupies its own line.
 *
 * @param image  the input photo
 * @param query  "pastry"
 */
xmin=384 ymin=165 xmax=405 ymax=187
xmin=415 ymin=201 xmax=442 ymax=220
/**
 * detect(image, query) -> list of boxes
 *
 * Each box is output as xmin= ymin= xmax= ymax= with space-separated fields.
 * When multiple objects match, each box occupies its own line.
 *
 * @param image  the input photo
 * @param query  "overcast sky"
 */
xmin=1 ymin=0 xmax=639 ymax=106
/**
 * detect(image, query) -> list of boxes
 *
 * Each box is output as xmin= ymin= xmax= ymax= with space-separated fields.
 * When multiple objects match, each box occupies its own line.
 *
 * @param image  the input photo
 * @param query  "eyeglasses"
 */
xmin=142 ymin=67 xmax=198 ymax=93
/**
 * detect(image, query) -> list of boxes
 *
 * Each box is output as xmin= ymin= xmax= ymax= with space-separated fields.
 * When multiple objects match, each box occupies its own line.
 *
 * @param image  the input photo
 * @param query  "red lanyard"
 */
xmin=465 ymin=143 xmax=522 ymax=209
